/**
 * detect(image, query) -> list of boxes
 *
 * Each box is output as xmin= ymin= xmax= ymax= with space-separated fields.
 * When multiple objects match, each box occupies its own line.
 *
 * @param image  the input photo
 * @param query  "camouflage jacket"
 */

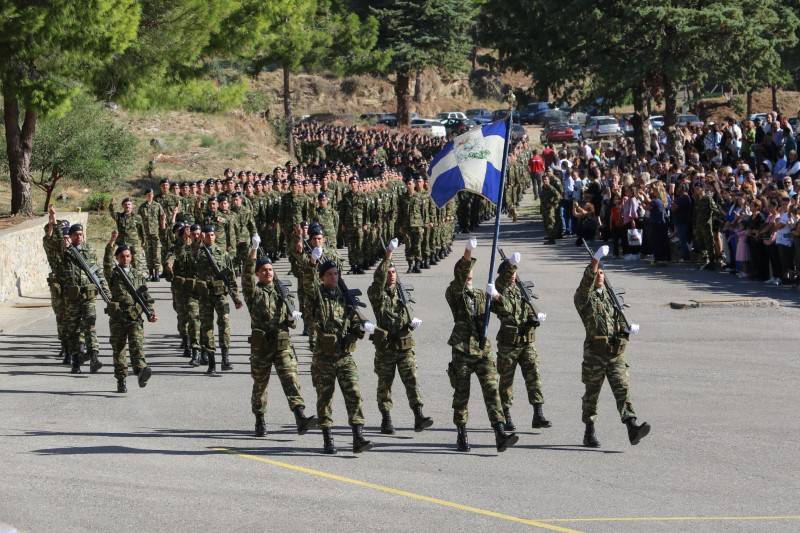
xmin=491 ymin=277 xmax=535 ymax=343
xmin=573 ymin=265 xmax=626 ymax=340
xmin=195 ymin=243 xmax=239 ymax=299
xmin=367 ymin=258 xmax=412 ymax=338
xmin=241 ymin=255 xmax=295 ymax=336
xmin=444 ymin=257 xmax=490 ymax=354
xmin=111 ymin=210 xmax=145 ymax=247
xmin=137 ymin=200 xmax=164 ymax=237
xmin=301 ymin=265 xmax=364 ymax=355
xmin=103 ymin=243 xmax=153 ymax=322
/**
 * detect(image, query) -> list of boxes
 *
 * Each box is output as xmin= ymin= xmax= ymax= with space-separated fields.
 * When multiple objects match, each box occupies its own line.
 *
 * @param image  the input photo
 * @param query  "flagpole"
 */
xmin=480 ymin=96 xmax=515 ymax=349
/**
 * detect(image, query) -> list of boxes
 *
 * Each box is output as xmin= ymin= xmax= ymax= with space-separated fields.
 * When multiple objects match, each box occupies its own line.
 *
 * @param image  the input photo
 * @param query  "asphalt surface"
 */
xmin=1 ymin=195 xmax=799 ymax=533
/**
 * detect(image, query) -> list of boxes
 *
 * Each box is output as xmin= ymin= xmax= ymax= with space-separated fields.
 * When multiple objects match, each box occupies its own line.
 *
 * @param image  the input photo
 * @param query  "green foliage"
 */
xmin=731 ymin=96 xmax=746 ymax=115
xmin=31 ymin=93 xmax=138 ymax=208
xmin=199 ymin=135 xmax=218 ymax=147
xmin=86 ymin=191 xmax=113 ymax=212
xmin=242 ymin=90 xmax=272 ymax=115
xmin=119 ymin=78 xmax=247 ymax=113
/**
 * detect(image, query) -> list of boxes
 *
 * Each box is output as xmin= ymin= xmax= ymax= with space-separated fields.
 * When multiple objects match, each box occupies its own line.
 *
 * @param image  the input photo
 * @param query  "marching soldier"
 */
xmin=164 ymin=224 xmax=202 ymax=363
xmin=490 ymin=253 xmax=551 ymax=432
xmin=195 ymin=226 xmax=243 ymax=374
xmin=301 ymin=250 xmax=375 ymax=454
xmin=540 ymin=174 xmax=561 ymax=245
xmin=445 ymin=238 xmax=518 ymax=453
xmin=155 ymin=178 xmax=181 ymax=264
xmin=43 ymin=211 xmax=72 ymax=364
xmin=137 ymin=188 xmax=165 ymax=281
xmin=341 ymin=177 xmax=368 ymax=274
xmin=242 ymin=234 xmax=318 ymax=437
xmin=103 ymin=232 xmax=158 ymax=393
xmin=109 ymin=197 xmax=146 ymax=269
xmin=367 ymin=238 xmax=432 ymax=434
xmin=574 ymin=245 xmax=650 ymax=448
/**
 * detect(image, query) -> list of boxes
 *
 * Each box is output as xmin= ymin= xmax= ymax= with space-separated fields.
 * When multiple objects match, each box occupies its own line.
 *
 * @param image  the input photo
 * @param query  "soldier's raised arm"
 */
xmin=241 ymin=235 xmax=261 ymax=304
xmin=450 ymin=238 xmax=478 ymax=293
xmin=103 ymin=231 xmax=118 ymax=281
xmin=574 ymin=245 xmax=608 ymax=308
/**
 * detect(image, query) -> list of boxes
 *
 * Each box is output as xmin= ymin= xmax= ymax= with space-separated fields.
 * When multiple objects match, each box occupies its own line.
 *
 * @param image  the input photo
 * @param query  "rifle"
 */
xmin=379 ymin=237 xmax=415 ymax=323
xmin=581 ymin=240 xmax=633 ymax=334
xmin=65 ymin=246 xmax=111 ymax=304
xmin=498 ymin=248 xmax=544 ymax=328
xmin=113 ymin=264 xmax=154 ymax=319
xmin=201 ymin=244 xmax=238 ymax=302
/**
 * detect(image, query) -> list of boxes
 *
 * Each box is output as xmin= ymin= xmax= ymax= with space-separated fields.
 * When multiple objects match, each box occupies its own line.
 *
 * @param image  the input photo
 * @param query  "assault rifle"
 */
xmin=303 ymin=239 xmax=368 ymax=329
xmin=380 ymin=237 xmax=415 ymax=322
xmin=65 ymin=246 xmax=111 ymax=304
xmin=498 ymin=248 xmax=544 ymax=328
xmin=581 ymin=240 xmax=633 ymax=335
xmin=201 ymin=244 xmax=239 ymax=302
xmin=113 ymin=264 xmax=154 ymax=319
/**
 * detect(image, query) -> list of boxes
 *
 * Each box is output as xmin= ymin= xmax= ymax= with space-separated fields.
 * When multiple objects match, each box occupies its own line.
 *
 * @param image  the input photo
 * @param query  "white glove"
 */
xmin=593 ymin=245 xmax=610 ymax=261
xmin=629 ymin=323 xmax=640 ymax=335
xmin=388 ymin=238 xmax=399 ymax=252
xmin=291 ymin=310 xmax=303 ymax=321
xmin=364 ymin=321 xmax=376 ymax=334
xmin=250 ymin=234 xmax=261 ymax=251
xmin=311 ymin=246 xmax=323 ymax=261
xmin=410 ymin=317 xmax=423 ymax=330
xmin=537 ymin=312 xmax=547 ymax=322
xmin=509 ymin=252 xmax=521 ymax=266
xmin=486 ymin=283 xmax=499 ymax=298
xmin=467 ymin=237 xmax=478 ymax=250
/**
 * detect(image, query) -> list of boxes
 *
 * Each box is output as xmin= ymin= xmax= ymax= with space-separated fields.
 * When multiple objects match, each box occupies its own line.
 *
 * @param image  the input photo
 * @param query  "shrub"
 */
xmin=199 ymin=135 xmax=218 ymax=147
xmin=120 ymin=78 xmax=248 ymax=113
xmin=243 ymin=90 xmax=271 ymax=115
xmin=86 ymin=191 xmax=113 ymax=212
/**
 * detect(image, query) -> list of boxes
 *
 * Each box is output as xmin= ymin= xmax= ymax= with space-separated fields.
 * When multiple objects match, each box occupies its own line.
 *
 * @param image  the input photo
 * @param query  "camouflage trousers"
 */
xmin=311 ymin=354 xmax=365 ymax=428
xmin=63 ymin=293 xmax=99 ymax=357
xmin=250 ymin=346 xmax=304 ymax=415
xmin=144 ymin=235 xmax=161 ymax=274
xmin=374 ymin=347 xmax=423 ymax=413
xmin=404 ymin=227 xmax=423 ymax=262
xmin=345 ymin=229 xmax=364 ymax=269
xmin=49 ymin=279 xmax=68 ymax=348
xmin=447 ymin=349 xmax=505 ymax=426
xmin=172 ymin=286 xmax=200 ymax=349
xmin=199 ymin=294 xmax=231 ymax=353
xmin=109 ymin=317 xmax=146 ymax=379
xmin=422 ymin=226 xmax=433 ymax=257
xmin=693 ymin=223 xmax=716 ymax=261
xmin=542 ymin=206 xmax=559 ymax=239
xmin=581 ymin=340 xmax=636 ymax=424
xmin=497 ymin=342 xmax=544 ymax=410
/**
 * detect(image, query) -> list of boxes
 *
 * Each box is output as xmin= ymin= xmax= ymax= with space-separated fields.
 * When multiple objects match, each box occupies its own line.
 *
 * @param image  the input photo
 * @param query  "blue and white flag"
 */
xmin=427 ymin=120 xmax=509 ymax=208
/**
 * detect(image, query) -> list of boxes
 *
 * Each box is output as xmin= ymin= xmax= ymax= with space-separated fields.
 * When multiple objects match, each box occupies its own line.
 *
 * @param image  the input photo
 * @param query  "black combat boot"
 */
xmin=532 ymin=403 xmax=552 ymax=428
xmin=89 ymin=352 xmax=103 ymax=374
xmin=407 ymin=261 xmax=414 ymax=274
xmin=137 ymin=366 xmax=152 ymax=388
xmin=189 ymin=348 xmax=200 ymax=367
xmin=503 ymin=408 xmax=516 ymax=432
xmin=322 ymin=428 xmax=337 ymax=454
xmin=182 ymin=343 xmax=191 ymax=358
xmin=456 ymin=425 xmax=470 ymax=452
xmin=70 ymin=354 xmax=82 ymax=374
xmin=206 ymin=352 xmax=218 ymax=376
xmin=152 ymin=270 xmax=161 ymax=282
xmin=221 ymin=348 xmax=232 ymax=371
xmin=180 ymin=335 xmax=187 ymax=350
xmin=380 ymin=410 xmax=395 ymax=434
xmin=199 ymin=350 xmax=209 ymax=365
xmin=412 ymin=406 xmax=433 ymax=432
xmin=351 ymin=424 xmax=373 ymax=453
xmin=293 ymin=405 xmax=318 ymax=435
xmin=61 ymin=349 xmax=71 ymax=365
xmin=544 ymin=238 xmax=556 ymax=245
xmin=625 ymin=418 xmax=651 ymax=445
xmin=412 ymin=260 xmax=421 ymax=274
xmin=421 ymin=259 xmax=430 ymax=269
xmin=429 ymin=254 xmax=438 ymax=266
xmin=583 ymin=421 xmax=600 ymax=448
xmin=116 ymin=377 xmax=127 ymax=393
xmin=492 ymin=422 xmax=519 ymax=452
xmin=254 ymin=414 xmax=266 ymax=437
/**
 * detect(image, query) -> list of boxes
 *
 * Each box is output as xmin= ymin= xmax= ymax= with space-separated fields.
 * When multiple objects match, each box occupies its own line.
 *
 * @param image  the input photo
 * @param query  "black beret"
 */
xmin=308 ymin=223 xmax=324 ymax=237
xmin=217 ymin=194 xmax=229 ymax=202
xmin=497 ymin=259 xmax=517 ymax=275
xmin=190 ymin=224 xmax=201 ymax=231
xmin=172 ymin=222 xmax=185 ymax=233
xmin=205 ymin=178 xmax=215 ymax=185
xmin=318 ymin=192 xmax=328 ymax=200
xmin=114 ymin=244 xmax=129 ymax=256
xmin=68 ymin=223 xmax=83 ymax=235
xmin=202 ymin=225 xmax=215 ymax=233
xmin=256 ymin=257 xmax=272 ymax=270
xmin=160 ymin=178 xmax=170 ymax=184
xmin=144 ymin=188 xmax=154 ymax=194
xmin=318 ymin=259 xmax=338 ymax=276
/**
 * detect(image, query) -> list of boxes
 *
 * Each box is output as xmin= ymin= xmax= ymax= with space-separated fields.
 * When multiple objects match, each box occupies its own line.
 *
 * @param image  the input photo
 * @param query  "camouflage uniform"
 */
xmin=313 ymin=206 xmax=339 ymax=247
xmin=166 ymin=240 xmax=201 ymax=356
xmin=109 ymin=206 xmax=146 ymax=269
xmin=137 ymin=200 xmax=164 ymax=277
xmin=573 ymin=264 xmax=636 ymax=424
xmin=444 ymin=257 xmax=504 ymax=426
xmin=540 ymin=181 xmax=561 ymax=241
xmin=195 ymin=244 xmax=240 ymax=358
xmin=693 ymin=192 xmax=723 ymax=265
xmin=43 ymin=223 xmax=70 ymax=360
xmin=341 ymin=188 xmax=368 ymax=272
xmin=156 ymin=192 xmax=181 ymax=262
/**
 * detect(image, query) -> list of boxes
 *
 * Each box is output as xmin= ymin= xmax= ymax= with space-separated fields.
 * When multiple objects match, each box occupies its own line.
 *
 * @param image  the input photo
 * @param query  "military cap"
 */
xmin=172 ymin=222 xmax=185 ymax=233
xmin=308 ymin=222 xmax=324 ymax=237
xmin=68 ymin=223 xmax=84 ymax=235
xmin=217 ymin=194 xmax=229 ymax=203
xmin=114 ymin=244 xmax=129 ymax=256
xmin=256 ymin=257 xmax=272 ymax=270
xmin=144 ymin=188 xmax=154 ymax=194
xmin=202 ymin=225 xmax=215 ymax=233
xmin=160 ymin=178 xmax=169 ymax=184
xmin=318 ymin=192 xmax=328 ymax=200
xmin=232 ymin=191 xmax=242 ymax=198
xmin=318 ymin=259 xmax=338 ymax=276
xmin=206 ymin=178 xmax=215 ymax=185
xmin=190 ymin=224 xmax=201 ymax=231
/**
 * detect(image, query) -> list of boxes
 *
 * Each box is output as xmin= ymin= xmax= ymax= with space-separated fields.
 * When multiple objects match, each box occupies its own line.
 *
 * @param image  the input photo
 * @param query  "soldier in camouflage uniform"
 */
xmin=540 ymin=174 xmax=561 ymax=245
xmin=416 ymin=176 xmax=435 ymax=269
xmin=156 ymin=179 xmax=181 ymax=265
xmin=341 ymin=178 xmax=368 ymax=274
xmin=195 ymin=226 xmax=243 ymax=374
xmin=574 ymin=245 xmax=651 ymax=448
xmin=692 ymin=181 xmax=724 ymax=270
xmin=43 ymin=211 xmax=72 ymax=364
xmin=367 ymin=239 xmax=432 ymax=434
xmin=242 ymin=235 xmax=318 ymax=437
xmin=490 ymin=253 xmax=551 ymax=432
xmin=109 ymin=197 xmax=146 ymax=270
xmin=312 ymin=192 xmax=339 ymax=246
xmin=103 ymin=233 xmax=158 ymax=393
xmin=46 ymin=210 xmax=108 ymax=375
xmin=200 ymin=196 xmax=235 ymax=260
xmin=301 ymin=252 xmax=374 ymax=455
xmin=137 ymin=189 xmax=165 ymax=281
xmin=164 ymin=224 xmax=202 ymax=363
xmin=399 ymin=178 xmax=423 ymax=273
xmin=445 ymin=238 xmax=518 ymax=453
xmin=231 ymin=192 xmax=257 ymax=275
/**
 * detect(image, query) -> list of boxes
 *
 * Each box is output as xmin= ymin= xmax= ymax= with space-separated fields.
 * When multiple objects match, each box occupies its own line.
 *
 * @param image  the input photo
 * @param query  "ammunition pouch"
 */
xmin=65 ymin=285 xmax=82 ymax=300
xmin=318 ymin=333 xmax=338 ymax=356
xmin=251 ymin=328 xmax=291 ymax=353
xmin=276 ymin=330 xmax=291 ymax=351
xmin=396 ymin=334 xmax=415 ymax=351
xmin=370 ymin=326 xmax=388 ymax=348
xmin=105 ymin=302 xmax=120 ymax=315
xmin=48 ymin=277 xmax=62 ymax=297
xmin=211 ymin=279 xmax=227 ymax=296
xmin=196 ymin=280 xmax=209 ymax=298
xmin=341 ymin=333 xmax=357 ymax=354
xmin=498 ymin=325 xmax=518 ymax=345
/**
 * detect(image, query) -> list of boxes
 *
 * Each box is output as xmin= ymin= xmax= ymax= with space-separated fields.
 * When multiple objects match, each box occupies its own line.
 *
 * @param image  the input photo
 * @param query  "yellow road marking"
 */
xmin=541 ymin=515 xmax=800 ymax=523
xmin=212 ymin=447 xmax=583 ymax=533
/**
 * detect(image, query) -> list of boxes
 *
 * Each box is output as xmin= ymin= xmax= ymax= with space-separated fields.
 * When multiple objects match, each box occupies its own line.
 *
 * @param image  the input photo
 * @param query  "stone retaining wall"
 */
xmin=0 ymin=212 xmax=88 ymax=303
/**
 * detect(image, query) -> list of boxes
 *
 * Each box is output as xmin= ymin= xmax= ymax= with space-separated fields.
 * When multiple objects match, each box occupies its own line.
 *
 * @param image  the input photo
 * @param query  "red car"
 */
xmin=541 ymin=122 xmax=574 ymax=143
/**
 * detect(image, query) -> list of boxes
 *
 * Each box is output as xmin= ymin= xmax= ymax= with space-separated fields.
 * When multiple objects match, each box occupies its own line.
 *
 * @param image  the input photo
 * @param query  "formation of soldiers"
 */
xmin=40 ymin=122 xmax=650 ymax=454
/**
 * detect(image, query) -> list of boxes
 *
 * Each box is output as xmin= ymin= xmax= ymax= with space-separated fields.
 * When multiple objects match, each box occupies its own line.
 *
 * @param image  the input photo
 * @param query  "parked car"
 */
xmin=569 ymin=122 xmax=583 ymax=141
xmin=586 ymin=115 xmax=621 ymax=139
xmin=619 ymin=115 xmax=656 ymax=137
xmin=541 ymin=109 xmax=571 ymax=127
xmin=677 ymin=114 xmax=704 ymax=128
xmin=441 ymin=117 xmax=476 ymax=136
xmin=518 ymin=102 xmax=551 ymax=124
xmin=466 ymin=108 xmax=493 ymax=124
xmin=540 ymin=122 xmax=576 ymax=144
xmin=410 ymin=118 xmax=447 ymax=137
xmin=649 ymin=115 xmax=664 ymax=130
xmin=491 ymin=108 xmax=511 ymax=121
xmin=436 ymin=111 xmax=468 ymax=122
xmin=510 ymin=124 xmax=526 ymax=142
xmin=748 ymin=112 xmax=769 ymax=123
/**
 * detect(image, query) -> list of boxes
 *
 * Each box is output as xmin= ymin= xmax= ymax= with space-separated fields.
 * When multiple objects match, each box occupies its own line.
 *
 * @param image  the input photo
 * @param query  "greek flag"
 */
xmin=427 ymin=120 xmax=509 ymax=208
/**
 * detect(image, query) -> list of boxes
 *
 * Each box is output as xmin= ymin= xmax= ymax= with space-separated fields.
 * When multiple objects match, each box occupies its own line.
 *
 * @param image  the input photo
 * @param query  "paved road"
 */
xmin=1 ymin=196 xmax=799 ymax=533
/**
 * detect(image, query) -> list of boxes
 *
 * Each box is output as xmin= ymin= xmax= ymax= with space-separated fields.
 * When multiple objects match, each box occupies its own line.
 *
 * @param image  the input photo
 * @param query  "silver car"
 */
xmin=587 ymin=116 xmax=621 ymax=139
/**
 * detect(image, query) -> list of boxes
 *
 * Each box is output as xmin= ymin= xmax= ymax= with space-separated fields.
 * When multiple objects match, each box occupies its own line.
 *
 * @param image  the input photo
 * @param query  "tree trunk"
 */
xmin=771 ymin=84 xmax=778 ymax=112
xmin=3 ymin=90 xmax=36 ymax=216
xmin=395 ymin=70 xmax=411 ymax=127
xmin=470 ymin=45 xmax=478 ymax=73
xmin=413 ymin=71 xmax=422 ymax=104
xmin=746 ymin=89 xmax=753 ymax=117
xmin=664 ymin=77 xmax=678 ymax=129
xmin=282 ymin=64 xmax=294 ymax=159
xmin=631 ymin=80 xmax=649 ymax=156
xmin=42 ymin=169 xmax=61 ymax=212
